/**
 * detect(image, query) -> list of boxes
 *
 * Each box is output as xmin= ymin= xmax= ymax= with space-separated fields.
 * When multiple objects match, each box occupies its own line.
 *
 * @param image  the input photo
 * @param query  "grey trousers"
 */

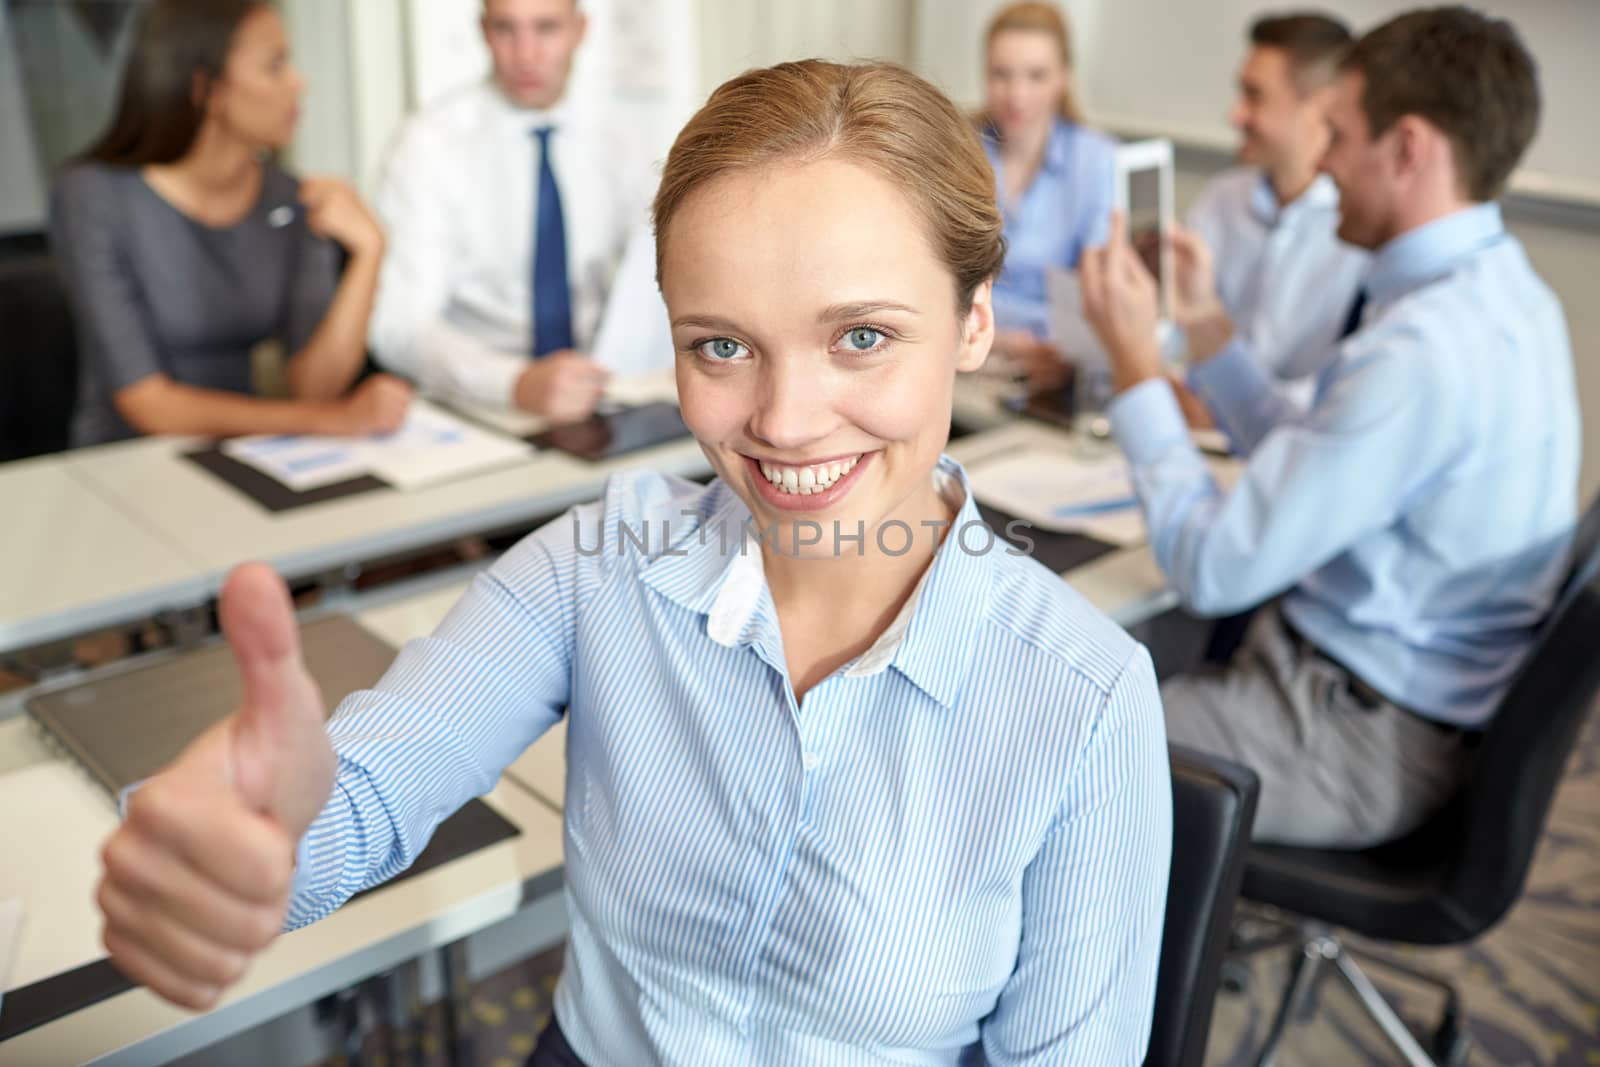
xmin=1161 ymin=606 xmax=1471 ymax=848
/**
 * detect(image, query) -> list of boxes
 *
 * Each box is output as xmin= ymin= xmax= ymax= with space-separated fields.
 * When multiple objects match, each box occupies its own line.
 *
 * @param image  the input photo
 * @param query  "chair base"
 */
xmin=1229 ymin=909 xmax=1472 ymax=1067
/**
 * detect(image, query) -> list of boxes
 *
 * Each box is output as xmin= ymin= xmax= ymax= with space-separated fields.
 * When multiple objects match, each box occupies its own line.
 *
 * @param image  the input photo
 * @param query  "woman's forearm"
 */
xmin=285 ymin=245 xmax=385 ymax=402
xmin=116 ymin=374 xmax=350 ymax=438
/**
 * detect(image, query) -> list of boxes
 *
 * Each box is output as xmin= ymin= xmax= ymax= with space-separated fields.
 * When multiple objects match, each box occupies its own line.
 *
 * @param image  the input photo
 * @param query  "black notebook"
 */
xmin=183 ymin=446 xmax=389 ymax=513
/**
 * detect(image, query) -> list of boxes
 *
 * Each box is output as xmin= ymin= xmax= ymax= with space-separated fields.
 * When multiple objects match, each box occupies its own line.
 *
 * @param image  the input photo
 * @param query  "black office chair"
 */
xmin=1144 ymin=746 xmax=1260 ymax=1067
xmin=0 ymin=234 xmax=78 ymax=460
xmin=1236 ymin=496 xmax=1600 ymax=1067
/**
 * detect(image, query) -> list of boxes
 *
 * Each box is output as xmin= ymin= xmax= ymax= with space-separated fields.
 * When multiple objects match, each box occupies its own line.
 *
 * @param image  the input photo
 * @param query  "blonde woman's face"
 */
xmin=985 ymin=29 xmax=1069 ymax=138
xmin=661 ymin=159 xmax=994 ymax=559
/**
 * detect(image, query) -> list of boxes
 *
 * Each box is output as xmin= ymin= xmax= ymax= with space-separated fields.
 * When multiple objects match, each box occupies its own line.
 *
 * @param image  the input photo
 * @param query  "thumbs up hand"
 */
xmin=96 ymin=564 xmax=337 ymax=1011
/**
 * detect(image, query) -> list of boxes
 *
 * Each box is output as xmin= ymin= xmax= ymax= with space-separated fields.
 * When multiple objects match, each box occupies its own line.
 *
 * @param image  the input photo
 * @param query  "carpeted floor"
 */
xmin=1202 ymin=707 xmax=1600 ymax=1067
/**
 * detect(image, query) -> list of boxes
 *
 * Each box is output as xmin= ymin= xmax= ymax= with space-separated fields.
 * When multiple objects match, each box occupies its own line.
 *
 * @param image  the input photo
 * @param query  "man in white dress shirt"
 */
xmin=370 ymin=0 xmax=666 ymax=420
xmin=1185 ymin=13 xmax=1368 ymax=390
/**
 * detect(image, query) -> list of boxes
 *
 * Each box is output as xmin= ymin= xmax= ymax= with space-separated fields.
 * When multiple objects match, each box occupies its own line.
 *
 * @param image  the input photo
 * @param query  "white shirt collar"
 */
xmin=479 ymin=76 xmax=573 ymax=133
xmin=1250 ymin=171 xmax=1340 ymax=226
xmin=706 ymin=465 xmax=968 ymax=675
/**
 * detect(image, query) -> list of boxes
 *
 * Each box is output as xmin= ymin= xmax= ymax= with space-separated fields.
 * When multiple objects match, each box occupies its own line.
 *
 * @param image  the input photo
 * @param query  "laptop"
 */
xmin=27 ymin=615 xmax=398 ymax=795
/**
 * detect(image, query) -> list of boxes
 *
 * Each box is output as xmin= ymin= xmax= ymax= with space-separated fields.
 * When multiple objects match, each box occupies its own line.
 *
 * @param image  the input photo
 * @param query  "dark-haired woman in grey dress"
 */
xmin=51 ymin=0 xmax=412 ymax=448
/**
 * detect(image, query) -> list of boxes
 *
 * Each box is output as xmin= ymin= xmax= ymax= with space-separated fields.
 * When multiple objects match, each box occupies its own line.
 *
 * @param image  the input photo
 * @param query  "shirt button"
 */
xmin=802 ymin=751 xmax=822 ymax=772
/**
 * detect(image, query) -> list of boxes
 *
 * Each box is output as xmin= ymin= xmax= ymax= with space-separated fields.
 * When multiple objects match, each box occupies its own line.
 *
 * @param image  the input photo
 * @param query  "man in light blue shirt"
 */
xmin=1185 ymin=13 xmax=1368 ymax=395
xmin=1082 ymin=7 xmax=1580 ymax=847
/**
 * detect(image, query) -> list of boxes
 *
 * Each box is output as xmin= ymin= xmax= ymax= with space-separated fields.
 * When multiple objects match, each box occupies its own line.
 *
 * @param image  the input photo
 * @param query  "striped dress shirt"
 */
xmin=288 ymin=459 xmax=1172 ymax=1065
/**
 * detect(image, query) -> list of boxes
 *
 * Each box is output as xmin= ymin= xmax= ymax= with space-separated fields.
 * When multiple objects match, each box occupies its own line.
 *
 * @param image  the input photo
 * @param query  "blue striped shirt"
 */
xmin=288 ymin=459 xmax=1172 ymax=1064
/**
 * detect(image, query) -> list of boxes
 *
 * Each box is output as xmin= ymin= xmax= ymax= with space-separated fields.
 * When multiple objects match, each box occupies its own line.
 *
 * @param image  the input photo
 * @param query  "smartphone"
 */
xmin=1113 ymin=140 xmax=1175 ymax=322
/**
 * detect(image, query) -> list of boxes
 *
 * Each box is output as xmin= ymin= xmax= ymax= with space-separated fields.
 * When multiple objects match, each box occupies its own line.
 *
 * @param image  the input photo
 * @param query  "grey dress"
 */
xmin=50 ymin=162 xmax=340 ymax=447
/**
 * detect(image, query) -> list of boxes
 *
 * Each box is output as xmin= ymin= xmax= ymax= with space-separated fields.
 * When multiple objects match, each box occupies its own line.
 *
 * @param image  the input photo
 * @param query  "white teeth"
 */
xmin=758 ymin=455 xmax=864 ymax=494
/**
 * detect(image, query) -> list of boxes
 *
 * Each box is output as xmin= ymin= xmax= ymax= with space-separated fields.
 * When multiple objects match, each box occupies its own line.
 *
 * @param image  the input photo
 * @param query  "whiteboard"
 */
xmin=914 ymin=0 xmax=1600 ymax=205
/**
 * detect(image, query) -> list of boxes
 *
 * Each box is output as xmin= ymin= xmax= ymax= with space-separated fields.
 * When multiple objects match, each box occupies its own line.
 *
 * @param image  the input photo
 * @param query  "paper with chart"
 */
xmin=222 ymin=398 xmax=533 ymax=492
xmin=968 ymin=446 xmax=1146 ymax=546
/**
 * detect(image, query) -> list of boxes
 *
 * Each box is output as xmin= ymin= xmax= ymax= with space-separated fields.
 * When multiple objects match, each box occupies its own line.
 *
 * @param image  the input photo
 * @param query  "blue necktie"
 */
xmin=1338 ymin=288 xmax=1368 ymax=340
xmin=531 ymin=125 xmax=573 ymax=356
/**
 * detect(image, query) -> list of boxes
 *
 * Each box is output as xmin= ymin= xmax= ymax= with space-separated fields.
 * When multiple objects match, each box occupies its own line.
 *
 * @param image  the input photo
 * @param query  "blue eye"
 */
xmin=697 ymin=338 xmax=748 ymax=361
xmin=842 ymin=327 xmax=884 ymax=352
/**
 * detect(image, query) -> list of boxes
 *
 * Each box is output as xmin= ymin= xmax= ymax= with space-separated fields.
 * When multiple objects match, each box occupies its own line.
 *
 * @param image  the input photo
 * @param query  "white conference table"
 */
xmin=0 ymin=595 xmax=571 ymax=1066
xmin=61 ymin=432 xmax=711 ymax=596
xmin=0 ymin=407 xmax=711 ymax=659
xmin=0 ymin=454 xmax=213 ymax=656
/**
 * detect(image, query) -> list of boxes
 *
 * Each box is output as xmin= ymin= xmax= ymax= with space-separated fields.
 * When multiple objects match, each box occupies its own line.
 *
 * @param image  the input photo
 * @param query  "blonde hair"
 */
xmin=985 ymin=1 xmax=1085 ymax=124
xmin=653 ymin=60 xmax=1005 ymax=314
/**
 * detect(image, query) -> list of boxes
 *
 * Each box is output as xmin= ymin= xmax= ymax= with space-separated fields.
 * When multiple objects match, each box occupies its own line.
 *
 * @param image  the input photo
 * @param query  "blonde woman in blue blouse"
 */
xmin=96 ymin=60 xmax=1171 ymax=1066
xmin=980 ymin=1 xmax=1119 ymax=391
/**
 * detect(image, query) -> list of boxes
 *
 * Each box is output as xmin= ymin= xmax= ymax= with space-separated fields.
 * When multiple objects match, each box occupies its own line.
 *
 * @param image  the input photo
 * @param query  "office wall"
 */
xmin=0 ymin=1 xmax=138 ymax=235
xmin=280 ymin=0 xmax=409 ymax=195
xmin=0 ymin=11 xmax=46 ymax=233
xmin=695 ymin=0 xmax=914 ymax=96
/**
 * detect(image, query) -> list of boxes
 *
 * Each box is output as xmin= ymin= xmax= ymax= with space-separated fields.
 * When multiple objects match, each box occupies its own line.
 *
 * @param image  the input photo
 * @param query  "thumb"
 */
xmin=1106 ymin=209 xmax=1127 ymax=250
xmin=219 ymin=565 xmax=331 ymax=822
xmin=221 ymin=563 xmax=314 ymax=726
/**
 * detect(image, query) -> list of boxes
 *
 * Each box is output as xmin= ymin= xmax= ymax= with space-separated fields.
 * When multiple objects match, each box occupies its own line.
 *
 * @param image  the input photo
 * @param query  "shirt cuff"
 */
xmin=286 ymin=831 xmax=317 ymax=906
xmin=1108 ymin=377 xmax=1192 ymax=468
xmin=117 ymin=779 xmax=146 ymax=817
xmin=411 ymin=320 xmax=529 ymax=410
xmin=469 ymin=351 xmax=528 ymax=410
xmin=1187 ymin=339 xmax=1262 ymax=409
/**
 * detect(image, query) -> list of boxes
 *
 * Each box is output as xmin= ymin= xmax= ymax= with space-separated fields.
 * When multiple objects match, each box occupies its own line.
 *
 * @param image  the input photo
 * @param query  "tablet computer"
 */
xmin=1113 ymin=139 xmax=1176 ymax=324
xmin=528 ymin=401 xmax=692 ymax=461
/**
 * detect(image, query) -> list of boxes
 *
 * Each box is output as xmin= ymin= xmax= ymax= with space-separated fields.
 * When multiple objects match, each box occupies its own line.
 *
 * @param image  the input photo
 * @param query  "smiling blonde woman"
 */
xmin=95 ymin=61 xmax=1172 ymax=1066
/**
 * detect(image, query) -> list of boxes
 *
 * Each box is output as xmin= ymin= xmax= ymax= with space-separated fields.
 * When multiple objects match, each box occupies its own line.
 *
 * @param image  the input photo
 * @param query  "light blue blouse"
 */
xmin=287 ymin=460 xmax=1172 ymax=1064
xmin=983 ymin=118 xmax=1118 ymax=339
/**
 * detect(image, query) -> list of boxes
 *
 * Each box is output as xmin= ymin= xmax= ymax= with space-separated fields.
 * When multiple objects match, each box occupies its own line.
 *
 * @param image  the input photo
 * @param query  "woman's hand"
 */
xmin=97 ymin=566 xmax=336 ymax=1011
xmin=328 ymin=374 xmax=413 ymax=436
xmin=299 ymin=177 xmax=385 ymax=259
